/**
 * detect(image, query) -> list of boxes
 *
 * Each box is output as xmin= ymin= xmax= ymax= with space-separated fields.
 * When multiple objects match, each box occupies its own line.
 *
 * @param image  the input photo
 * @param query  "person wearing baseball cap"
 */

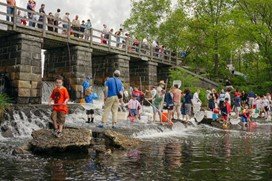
xmin=100 ymin=70 xmax=124 ymax=128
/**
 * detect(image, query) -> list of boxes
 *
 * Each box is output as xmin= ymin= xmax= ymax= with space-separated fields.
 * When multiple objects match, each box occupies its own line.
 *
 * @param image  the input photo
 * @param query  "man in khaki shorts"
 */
xmin=99 ymin=70 xmax=123 ymax=129
xmin=172 ymin=84 xmax=182 ymax=120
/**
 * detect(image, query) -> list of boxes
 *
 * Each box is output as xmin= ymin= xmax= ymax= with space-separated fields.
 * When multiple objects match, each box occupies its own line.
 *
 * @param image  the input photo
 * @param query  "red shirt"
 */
xmin=234 ymin=91 xmax=241 ymax=97
xmin=132 ymin=90 xmax=144 ymax=98
xmin=50 ymin=86 xmax=69 ymax=114
xmin=226 ymin=102 xmax=231 ymax=114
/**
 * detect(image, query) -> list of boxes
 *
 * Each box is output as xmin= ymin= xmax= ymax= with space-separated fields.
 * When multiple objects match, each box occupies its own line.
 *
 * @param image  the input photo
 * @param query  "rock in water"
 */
xmin=30 ymin=128 xmax=91 ymax=154
xmin=104 ymin=130 xmax=142 ymax=150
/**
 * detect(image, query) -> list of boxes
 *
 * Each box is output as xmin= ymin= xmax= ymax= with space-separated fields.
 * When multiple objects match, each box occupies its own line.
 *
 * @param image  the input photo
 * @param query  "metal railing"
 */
xmin=0 ymin=2 xmax=180 ymax=65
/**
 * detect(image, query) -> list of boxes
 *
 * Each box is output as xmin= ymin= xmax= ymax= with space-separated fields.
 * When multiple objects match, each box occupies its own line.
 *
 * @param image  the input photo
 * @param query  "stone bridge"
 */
xmin=0 ymin=2 xmax=218 ymax=103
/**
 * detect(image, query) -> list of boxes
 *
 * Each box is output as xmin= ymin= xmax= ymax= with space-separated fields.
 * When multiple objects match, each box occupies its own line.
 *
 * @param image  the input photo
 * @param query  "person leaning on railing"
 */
xmin=54 ymin=9 xmax=61 ymax=33
xmin=80 ymin=20 xmax=85 ymax=39
xmin=84 ymin=19 xmax=92 ymax=40
xmin=27 ymin=0 xmax=36 ymax=27
xmin=62 ymin=12 xmax=70 ymax=34
xmin=72 ymin=15 xmax=80 ymax=38
xmin=47 ymin=12 xmax=54 ymax=32
xmin=6 ymin=0 xmax=16 ymax=22
xmin=115 ymin=28 xmax=123 ymax=48
xmin=37 ymin=4 xmax=45 ymax=29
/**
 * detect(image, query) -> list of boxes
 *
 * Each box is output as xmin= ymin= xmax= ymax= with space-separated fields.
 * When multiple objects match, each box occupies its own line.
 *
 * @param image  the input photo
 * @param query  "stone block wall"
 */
xmin=44 ymin=46 xmax=92 ymax=101
xmin=130 ymin=61 xmax=157 ymax=90
xmin=157 ymin=64 xmax=171 ymax=84
xmin=0 ymin=34 xmax=42 ymax=104
xmin=92 ymin=54 xmax=130 ymax=87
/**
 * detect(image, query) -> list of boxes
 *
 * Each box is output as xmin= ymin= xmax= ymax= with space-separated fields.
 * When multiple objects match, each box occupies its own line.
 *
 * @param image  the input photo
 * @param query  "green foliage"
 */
xmin=0 ymin=94 xmax=10 ymax=120
xmin=239 ymin=81 xmax=272 ymax=96
xmin=124 ymin=0 xmax=272 ymax=93
xmin=169 ymin=68 xmax=200 ymax=88
xmin=169 ymin=68 xmax=208 ymax=106
xmin=123 ymin=0 xmax=171 ymax=40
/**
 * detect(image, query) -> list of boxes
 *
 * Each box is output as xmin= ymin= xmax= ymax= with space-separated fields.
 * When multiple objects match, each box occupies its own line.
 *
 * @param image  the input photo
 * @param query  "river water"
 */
xmin=0 ymin=118 xmax=271 ymax=180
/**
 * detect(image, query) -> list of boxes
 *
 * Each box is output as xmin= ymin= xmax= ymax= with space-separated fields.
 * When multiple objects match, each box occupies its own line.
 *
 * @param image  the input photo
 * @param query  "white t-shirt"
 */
xmin=225 ymin=92 xmax=231 ymax=105
xmin=151 ymin=88 xmax=157 ymax=98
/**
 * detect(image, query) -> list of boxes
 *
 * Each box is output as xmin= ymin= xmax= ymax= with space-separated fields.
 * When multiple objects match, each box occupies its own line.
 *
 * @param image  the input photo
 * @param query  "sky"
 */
xmin=15 ymin=0 xmax=132 ymax=31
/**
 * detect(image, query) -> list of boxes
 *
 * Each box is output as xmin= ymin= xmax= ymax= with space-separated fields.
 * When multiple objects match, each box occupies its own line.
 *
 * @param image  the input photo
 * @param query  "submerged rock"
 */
xmin=29 ymin=128 xmax=91 ymax=154
xmin=1 ymin=125 xmax=14 ymax=138
xmin=12 ymin=144 xmax=31 ymax=155
xmin=103 ymin=130 xmax=142 ymax=150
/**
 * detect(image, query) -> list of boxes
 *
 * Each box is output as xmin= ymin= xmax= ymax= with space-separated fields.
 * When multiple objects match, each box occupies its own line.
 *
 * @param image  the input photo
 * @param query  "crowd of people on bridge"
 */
xmin=5 ymin=0 xmax=172 ymax=58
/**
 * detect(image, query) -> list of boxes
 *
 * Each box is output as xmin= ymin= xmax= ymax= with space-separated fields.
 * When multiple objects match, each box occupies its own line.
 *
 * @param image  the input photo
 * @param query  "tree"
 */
xmin=123 ymin=0 xmax=171 ymax=40
xmin=237 ymin=0 xmax=272 ymax=80
xmin=179 ymin=0 xmax=239 ymax=77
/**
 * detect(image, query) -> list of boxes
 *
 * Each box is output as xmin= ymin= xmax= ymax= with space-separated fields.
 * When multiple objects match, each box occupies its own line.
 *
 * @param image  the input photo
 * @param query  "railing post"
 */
xmin=90 ymin=28 xmax=93 ymax=46
xmin=42 ymin=14 xmax=46 ymax=37
xmin=108 ymin=33 xmax=111 ymax=49
xmin=125 ymin=39 xmax=128 ymax=54
xmin=67 ymin=21 xmax=71 ymax=41
xmin=13 ymin=6 xmax=17 ymax=30
xmin=138 ymin=41 xmax=142 ymax=56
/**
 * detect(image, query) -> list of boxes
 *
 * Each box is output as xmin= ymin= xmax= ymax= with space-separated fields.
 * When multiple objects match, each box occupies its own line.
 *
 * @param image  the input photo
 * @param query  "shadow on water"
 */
xmin=0 ymin=124 xmax=272 ymax=180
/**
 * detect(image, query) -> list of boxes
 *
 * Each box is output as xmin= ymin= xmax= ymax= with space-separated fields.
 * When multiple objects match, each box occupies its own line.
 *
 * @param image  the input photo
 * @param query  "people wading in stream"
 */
xmin=48 ymin=75 xmax=69 ymax=138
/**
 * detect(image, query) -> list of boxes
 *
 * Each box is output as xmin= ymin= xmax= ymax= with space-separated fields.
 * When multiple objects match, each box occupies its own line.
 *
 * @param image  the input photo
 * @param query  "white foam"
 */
xmin=133 ymin=122 xmax=198 ymax=139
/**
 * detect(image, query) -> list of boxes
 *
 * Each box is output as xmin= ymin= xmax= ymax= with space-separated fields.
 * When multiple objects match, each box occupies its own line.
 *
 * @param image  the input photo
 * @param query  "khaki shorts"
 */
xmin=51 ymin=111 xmax=66 ymax=125
xmin=174 ymin=102 xmax=181 ymax=111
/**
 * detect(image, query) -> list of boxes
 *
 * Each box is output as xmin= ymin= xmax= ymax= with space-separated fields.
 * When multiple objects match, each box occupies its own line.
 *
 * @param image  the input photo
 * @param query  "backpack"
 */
xmin=84 ymin=87 xmax=93 ymax=96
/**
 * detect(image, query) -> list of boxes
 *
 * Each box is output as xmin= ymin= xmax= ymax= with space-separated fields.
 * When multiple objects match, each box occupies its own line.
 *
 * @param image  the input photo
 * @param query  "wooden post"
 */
xmin=67 ymin=21 xmax=71 ymax=41
xmin=12 ymin=6 xmax=17 ymax=30
xmin=138 ymin=41 xmax=142 ymax=56
xmin=125 ymin=39 xmax=128 ymax=54
xmin=90 ymin=28 xmax=93 ymax=46
xmin=108 ymin=33 xmax=111 ymax=49
xmin=42 ymin=14 xmax=46 ymax=37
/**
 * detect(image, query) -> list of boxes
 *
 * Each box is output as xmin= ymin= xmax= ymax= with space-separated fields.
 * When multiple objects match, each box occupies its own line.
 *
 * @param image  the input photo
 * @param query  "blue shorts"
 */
xmin=129 ymin=109 xmax=138 ymax=117
xmin=241 ymin=116 xmax=247 ymax=123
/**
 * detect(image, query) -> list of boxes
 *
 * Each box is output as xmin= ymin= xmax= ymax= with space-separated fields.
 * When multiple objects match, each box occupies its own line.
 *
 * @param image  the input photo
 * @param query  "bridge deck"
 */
xmin=0 ymin=2 xmax=218 ymax=87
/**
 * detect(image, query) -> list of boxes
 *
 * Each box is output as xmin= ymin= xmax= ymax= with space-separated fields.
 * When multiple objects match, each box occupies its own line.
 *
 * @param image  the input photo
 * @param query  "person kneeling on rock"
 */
xmin=48 ymin=75 xmax=70 ymax=138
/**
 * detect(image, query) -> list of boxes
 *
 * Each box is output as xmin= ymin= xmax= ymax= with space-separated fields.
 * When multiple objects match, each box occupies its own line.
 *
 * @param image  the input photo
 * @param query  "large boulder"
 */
xmin=30 ymin=128 xmax=91 ymax=154
xmin=103 ymin=130 xmax=142 ymax=150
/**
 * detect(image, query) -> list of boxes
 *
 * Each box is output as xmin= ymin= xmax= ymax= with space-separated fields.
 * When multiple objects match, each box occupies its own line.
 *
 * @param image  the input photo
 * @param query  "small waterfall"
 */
xmin=1 ymin=107 xmax=51 ymax=138
xmin=0 ymin=104 xmax=88 ymax=139
xmin=132 ymin=122 xmax=197 ymax=139
xmin=41 ymin=81 xmax=105 ymax=103
xmin=41 ymin=81 xmax=55 ymax=103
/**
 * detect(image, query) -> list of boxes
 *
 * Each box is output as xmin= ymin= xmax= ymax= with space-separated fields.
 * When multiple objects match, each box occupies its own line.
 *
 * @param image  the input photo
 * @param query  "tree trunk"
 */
xmin=213 ymin=35 xmax=219 ymax=77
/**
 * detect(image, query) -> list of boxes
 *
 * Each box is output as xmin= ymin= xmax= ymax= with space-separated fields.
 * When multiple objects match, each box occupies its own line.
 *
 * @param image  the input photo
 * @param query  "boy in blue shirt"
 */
xmin=82 ymin=76 xmax=98 ymax=123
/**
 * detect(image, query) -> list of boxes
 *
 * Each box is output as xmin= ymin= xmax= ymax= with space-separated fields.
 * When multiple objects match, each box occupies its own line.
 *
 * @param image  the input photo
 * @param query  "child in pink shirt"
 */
xmin=127 ymin=95 xmax=142 ymax=122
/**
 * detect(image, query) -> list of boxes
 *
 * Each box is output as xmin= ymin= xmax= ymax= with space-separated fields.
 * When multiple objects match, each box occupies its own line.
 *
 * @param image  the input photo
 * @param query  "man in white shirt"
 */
xmin=192 ymin=89 xmax=202 ymax=113
xmin=225 ymin=89 xmax=231 ymax=106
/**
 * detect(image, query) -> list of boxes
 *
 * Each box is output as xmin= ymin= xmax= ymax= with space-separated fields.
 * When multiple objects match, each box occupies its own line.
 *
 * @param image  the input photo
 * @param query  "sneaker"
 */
xmin=112 ymin=123 xmax=117 ymax=129
xmin=97 ymin=124 xmax=104 ymax=128
xmin=56 ymin=132 xmax=62 ymax=138
xmin=52 ymin=130 xmax=58 ymax=136
xmin=86 ymin=121 xmax=91 ymax=123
